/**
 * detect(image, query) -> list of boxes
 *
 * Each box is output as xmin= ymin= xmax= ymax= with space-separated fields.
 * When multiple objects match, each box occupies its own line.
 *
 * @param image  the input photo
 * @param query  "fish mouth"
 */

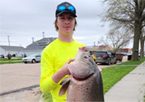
xmin=72 ymin=73 xmax=94 ymax=81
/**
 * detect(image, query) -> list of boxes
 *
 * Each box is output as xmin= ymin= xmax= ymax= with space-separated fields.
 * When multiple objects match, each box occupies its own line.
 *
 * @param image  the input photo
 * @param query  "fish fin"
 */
xmin=59 ymin=78 xmax=70 ymax=97
xmin=60 ymin=77 xmax=70 ymax=85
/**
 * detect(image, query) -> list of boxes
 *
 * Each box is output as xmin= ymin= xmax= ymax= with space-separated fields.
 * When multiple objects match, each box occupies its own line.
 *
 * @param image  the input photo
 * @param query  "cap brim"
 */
xmin=56 ymin=11 xmax=77 ymax=17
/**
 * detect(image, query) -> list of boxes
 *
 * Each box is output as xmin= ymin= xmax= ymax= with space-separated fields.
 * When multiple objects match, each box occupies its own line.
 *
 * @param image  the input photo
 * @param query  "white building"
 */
xmin=0 ymin=37 xmax=57 ymax=57
xmin=24 ymin=37 xmax=56 ymax=56
xmin=0 ymin=45 xmax=24 ymax=57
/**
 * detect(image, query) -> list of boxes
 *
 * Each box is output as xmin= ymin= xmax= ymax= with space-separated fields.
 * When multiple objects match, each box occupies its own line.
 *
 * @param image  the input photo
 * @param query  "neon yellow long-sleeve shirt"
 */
xmin=40 ymin=38 xmax=85 ymax=102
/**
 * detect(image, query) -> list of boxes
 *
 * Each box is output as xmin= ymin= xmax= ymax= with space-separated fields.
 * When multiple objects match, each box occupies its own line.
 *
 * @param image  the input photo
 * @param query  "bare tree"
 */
xmin=100 ymin=28 xmax=133 ymax=52
xmin=102 ymin=0 xmax=145 ymax=61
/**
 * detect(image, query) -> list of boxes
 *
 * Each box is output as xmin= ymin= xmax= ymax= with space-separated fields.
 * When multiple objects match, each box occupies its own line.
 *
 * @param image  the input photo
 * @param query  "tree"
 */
xmin=102 ymin=0 xmax=145 ymax=61
xmin=100 ymin=29 xmax=133 ymax=52
xmin=24 ymin=53 xmax=27 ymax=58
xmin=7 ymin=53 xmax=12 ymax=60
xmin=140 ymin=28 xmax=145 ymax=58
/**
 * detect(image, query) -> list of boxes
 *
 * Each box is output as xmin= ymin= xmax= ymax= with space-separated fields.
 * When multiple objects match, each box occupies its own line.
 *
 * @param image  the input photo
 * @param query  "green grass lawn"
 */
xmin=103 ymin=57 xmax=145 ymax=94
xmin=0 ymin=58 xmax=22 ymax=64
xmin=42 ymin=57 xmax=145 ymax=102
xmin=102 ymin=65 xmax=136 ymax=93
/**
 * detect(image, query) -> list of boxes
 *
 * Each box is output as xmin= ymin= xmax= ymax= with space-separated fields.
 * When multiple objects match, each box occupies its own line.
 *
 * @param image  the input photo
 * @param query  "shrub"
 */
xmin=7 ymin=53 xmax=12 ymax=60
xmin=24 ymin=53 xmax=27 ymax=57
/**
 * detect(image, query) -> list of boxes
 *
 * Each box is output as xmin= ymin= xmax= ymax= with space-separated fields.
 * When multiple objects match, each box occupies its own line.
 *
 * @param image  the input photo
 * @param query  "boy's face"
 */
xmin=56 ymin=13 xmax=75 ymax=36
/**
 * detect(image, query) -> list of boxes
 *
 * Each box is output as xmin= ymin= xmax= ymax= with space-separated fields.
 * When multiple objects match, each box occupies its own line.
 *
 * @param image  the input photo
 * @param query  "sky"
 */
xmin=0 ymin=0 xmax=133 ymax=48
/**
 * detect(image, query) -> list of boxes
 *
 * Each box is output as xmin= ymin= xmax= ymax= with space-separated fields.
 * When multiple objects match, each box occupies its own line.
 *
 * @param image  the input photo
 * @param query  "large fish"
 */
xmin=59 ymin=47 xmax=104 ymax=102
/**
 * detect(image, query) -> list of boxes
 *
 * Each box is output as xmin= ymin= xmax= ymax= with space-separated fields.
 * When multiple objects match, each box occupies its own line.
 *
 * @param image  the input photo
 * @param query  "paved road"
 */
xmin=0 ymin=63 xmax=110 ymax=96
xmin=0 ymin=56 xmax=128 ymax=102
xmin=0 ymin=63 xmax=108 ymax=96
xmin=0 ymin=63 xmax=40 ymax=95
xmin=0 ymin=56 xmax=127 ymax=96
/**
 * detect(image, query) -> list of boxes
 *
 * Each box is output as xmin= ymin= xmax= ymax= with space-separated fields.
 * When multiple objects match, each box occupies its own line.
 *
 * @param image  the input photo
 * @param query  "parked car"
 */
xmin=0 ymin=53 xmax=4 ymax=58
xmin=116 ymin=53 xmax=124 ymax=62
xmin=90 ymin=51 xmax=97 ymax=62
xmin=94 ymin=51 xmax=117 ymax=65
xmin=91 ymin=54 xmax=97 ymax=62
xmin=116 ymin=52 xmax=128 ymax=56
xmin=22 ymin=54 xmax=41 ymax=64
xmin=127 ymin=52 xmax=141 ymax=60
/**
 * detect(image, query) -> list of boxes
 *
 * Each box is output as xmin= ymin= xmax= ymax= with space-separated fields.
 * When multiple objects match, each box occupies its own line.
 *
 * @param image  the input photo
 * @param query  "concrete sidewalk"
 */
xmin=104 ymin=61 xmax=145 ymax=102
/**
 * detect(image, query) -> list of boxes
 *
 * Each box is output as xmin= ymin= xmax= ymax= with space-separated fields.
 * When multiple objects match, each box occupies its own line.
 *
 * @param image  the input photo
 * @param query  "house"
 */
xmin=98 ymin=45 xmax=111 ymax=51
xmin=0 ymin=37 xmax=57 ymax=57
xmin=23 ymin=37 xmax=57 ymax=56
xmin=118 ymin=48 xmax=132 ymax=53
xmin=87 ymin=45 xmax=111 ymax=52
xmin=0 ymin=45 xmax=24 ymax=57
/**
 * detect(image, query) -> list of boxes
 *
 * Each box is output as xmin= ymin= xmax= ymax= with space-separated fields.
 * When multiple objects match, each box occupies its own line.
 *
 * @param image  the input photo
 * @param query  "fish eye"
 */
xmin=84 ymin=56 xmax=88 ymax=59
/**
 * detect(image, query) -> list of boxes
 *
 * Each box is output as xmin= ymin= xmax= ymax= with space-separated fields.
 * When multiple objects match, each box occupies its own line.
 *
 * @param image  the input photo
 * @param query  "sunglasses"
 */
xmin=57 ymin=6 xmax=75 ymax=12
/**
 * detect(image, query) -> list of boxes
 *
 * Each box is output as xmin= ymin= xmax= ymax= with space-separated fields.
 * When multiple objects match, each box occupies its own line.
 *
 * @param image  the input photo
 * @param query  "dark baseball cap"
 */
xmin=55 ymin=2 xmax=77 ymax=17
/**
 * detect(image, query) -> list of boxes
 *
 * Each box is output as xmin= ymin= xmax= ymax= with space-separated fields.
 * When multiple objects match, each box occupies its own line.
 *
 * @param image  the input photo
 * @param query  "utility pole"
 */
xmin=7 ymin=36 xmax=10 ymax=46
xmin=42 ymin=32 xmax=45 ymax=38
xmin=94 ymin=41 xmax=96 ymax=48
xmin=32 ymin=37 xmax=34 ymax=43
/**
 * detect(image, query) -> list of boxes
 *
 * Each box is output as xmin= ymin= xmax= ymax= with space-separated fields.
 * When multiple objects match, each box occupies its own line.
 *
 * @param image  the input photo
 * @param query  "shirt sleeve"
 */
xmin=40 ymin=47 xmax=58 ymax=93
